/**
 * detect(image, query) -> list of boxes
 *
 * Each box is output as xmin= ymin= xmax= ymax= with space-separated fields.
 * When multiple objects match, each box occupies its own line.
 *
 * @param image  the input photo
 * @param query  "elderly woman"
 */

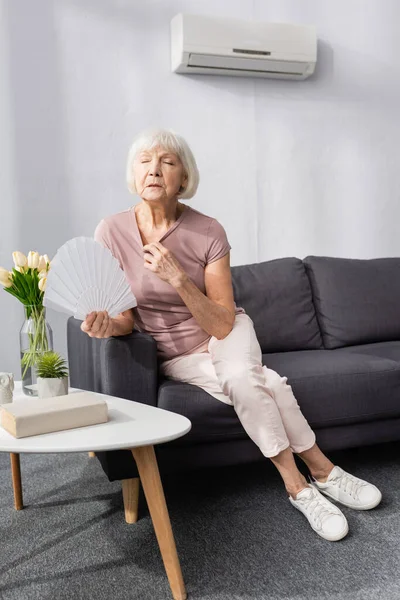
xmin=83 ymin=128 xmax=382 ymax=542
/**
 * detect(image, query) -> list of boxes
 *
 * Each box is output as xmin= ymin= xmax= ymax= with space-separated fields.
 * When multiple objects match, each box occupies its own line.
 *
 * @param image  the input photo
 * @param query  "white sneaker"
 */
xmin=289 ymin=484 xmax=349 ymax=541
xmin=309 ymin=465 xmax=382 ymax=510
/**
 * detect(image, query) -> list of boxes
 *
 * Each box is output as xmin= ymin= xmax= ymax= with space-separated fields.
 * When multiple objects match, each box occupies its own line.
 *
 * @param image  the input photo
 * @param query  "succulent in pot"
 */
xmin=36 ymin=351 xmax=69 ymax=399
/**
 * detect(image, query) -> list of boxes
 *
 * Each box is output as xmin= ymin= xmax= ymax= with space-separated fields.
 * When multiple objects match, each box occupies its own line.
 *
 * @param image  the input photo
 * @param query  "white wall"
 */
xmin=1 ymin=0 xmax=400 ymax=375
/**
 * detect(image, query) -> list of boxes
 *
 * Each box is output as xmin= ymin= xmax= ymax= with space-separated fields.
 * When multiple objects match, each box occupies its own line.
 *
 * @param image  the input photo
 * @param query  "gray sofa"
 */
xmin=67 ymin=255 xmax=400 ymax=484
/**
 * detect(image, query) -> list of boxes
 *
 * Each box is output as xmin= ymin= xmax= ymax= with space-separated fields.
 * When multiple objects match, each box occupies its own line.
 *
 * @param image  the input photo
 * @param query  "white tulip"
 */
xmin=37 ymin=255 xmax=47 ymax=271
xmin=38 ymin=269 xmax=47 ymax=279
xmin=38 ymin=277 xmax=47 ymax=292
xmin=15 ymin=266 xmax=25 ymax=273
xmin=0 ymin=267 xmax=12 ymax=288
xmin=43 ymin=254 xmax=51 ymax=270
xmin=12 ymin=251 xmax=27 ymax=269
xmin=27 ymin=251 xmax=40 ymax=269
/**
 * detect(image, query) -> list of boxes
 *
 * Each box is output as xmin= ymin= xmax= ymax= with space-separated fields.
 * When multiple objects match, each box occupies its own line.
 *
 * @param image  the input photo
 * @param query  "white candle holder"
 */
xmin=0 ymin=373 xmax=14 ymax=404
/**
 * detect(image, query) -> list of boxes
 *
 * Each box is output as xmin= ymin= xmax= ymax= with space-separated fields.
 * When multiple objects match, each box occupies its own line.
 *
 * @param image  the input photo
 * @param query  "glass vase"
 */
xmin=19 ymin=305 xmax=54 ymax=396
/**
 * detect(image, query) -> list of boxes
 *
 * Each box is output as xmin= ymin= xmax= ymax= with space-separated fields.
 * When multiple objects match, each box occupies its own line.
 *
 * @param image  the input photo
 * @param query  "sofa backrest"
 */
xmin=304 ymin=256 xmax=400 ymax=348
xmin=231 ymin=257 xmax=323 ymax=353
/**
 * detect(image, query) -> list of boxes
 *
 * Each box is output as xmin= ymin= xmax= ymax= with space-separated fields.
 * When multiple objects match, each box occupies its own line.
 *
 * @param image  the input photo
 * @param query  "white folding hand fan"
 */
xmin=43 ymin=237 xmax=137 ymax=320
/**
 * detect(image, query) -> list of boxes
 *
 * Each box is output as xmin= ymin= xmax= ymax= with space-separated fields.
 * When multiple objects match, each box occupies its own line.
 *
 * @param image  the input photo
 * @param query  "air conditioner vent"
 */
xmin=188 ymin=53 xmax=305 ymax=76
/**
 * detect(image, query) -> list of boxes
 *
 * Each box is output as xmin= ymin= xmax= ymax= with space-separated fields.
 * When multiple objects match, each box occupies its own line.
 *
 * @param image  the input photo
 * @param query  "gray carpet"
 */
xmin=0 ymin=440 xmax=399 ymax=600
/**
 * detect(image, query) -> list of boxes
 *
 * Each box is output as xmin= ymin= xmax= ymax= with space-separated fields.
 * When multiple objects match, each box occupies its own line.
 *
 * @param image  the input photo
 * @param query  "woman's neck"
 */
xmin=135 ymin=201 xmax=185 ymax=230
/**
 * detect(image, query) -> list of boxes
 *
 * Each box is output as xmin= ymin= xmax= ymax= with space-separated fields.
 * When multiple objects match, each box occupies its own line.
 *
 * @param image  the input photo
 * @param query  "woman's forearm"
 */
xmin=172 ymin=275 xmax=234 ymax=339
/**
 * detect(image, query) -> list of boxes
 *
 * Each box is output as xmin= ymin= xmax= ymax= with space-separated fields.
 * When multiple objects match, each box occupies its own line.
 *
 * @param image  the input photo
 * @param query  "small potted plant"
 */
xmin=36 ymin=351 xmax=69 ymax=399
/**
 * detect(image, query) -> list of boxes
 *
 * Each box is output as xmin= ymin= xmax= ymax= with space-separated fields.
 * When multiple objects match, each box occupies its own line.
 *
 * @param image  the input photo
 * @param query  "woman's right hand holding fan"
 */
xmin=81 ymin=311 xmax=113 ymax=338
xmin=81 ymin=309 xmax=135 ymax=338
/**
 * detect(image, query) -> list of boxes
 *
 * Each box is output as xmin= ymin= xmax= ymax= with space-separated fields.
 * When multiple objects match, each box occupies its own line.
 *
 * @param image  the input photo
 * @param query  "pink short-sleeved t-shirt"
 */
xmin=94 ymin=204 xmax=245 ymax=362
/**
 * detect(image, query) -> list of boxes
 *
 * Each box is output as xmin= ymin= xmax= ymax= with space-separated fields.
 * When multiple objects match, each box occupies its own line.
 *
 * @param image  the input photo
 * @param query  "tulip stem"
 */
xmin=21 ymin=306 xmax=50 ymax=379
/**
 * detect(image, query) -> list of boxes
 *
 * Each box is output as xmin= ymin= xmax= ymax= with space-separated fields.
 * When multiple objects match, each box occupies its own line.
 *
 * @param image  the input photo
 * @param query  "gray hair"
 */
xmin=126 ymin=128 xmax=200 ymax=199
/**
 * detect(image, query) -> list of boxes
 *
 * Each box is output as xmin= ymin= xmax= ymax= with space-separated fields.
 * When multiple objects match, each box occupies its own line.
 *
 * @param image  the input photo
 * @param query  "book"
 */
xmin=0 ymin=391 xmax=108 ymax=438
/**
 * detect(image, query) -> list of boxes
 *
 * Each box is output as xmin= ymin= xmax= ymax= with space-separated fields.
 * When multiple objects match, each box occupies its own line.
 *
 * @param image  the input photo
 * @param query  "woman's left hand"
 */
xmin=143 ymin=242 xmax=187 ymax=287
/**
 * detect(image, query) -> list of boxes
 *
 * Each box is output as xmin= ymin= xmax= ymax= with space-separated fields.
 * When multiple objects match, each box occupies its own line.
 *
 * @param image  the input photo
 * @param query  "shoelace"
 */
xmin=328 ymin=469 xmax=367 ymax=500
xmin=298 ymin=488 xmax=339 ymax=529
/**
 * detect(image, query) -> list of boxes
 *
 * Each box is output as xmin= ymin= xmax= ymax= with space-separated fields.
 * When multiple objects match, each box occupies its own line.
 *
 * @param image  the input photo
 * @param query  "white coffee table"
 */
xmin=0 ymin=381 xmax=192 ymax=600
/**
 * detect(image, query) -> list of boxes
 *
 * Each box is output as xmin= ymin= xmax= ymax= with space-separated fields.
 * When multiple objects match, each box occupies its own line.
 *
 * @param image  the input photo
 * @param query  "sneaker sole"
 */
xmin=310 ymin=484 xmax=383 ymax=511
xmin=289 ymin=497 xmax=349 ymax=541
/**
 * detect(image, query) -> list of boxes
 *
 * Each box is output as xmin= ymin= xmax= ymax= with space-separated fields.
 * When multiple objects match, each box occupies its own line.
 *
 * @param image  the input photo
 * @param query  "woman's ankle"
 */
xmin=286 ymin=479 xmax=309 ymax=499
xmin=309 ymin=465 xmax=334 ymax=482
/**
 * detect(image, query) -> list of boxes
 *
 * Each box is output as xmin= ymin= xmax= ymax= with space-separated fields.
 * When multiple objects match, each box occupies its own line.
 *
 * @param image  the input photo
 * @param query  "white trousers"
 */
xmin=160 ymin=313 xmax=316 ymax=458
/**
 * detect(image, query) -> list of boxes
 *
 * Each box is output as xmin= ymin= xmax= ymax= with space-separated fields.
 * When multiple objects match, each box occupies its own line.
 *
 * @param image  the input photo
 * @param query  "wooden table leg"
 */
xmin=10 ymin=453 xmax=23 ymax=510
xmin=131 ymin=446 xmax=187 ymax=600
xmin=122 ymin=477 xmax=140 ymax=524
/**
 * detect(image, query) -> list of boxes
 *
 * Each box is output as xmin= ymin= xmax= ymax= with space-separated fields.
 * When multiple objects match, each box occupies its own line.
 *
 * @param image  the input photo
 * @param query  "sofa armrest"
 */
xmin=67 ymin=317 xmax=158 ymax=406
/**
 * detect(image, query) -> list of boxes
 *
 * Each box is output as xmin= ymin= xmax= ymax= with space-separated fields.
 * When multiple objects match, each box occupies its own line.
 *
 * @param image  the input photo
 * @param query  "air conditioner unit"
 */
xmin=171 ymin=13 xmax=317 ymax=80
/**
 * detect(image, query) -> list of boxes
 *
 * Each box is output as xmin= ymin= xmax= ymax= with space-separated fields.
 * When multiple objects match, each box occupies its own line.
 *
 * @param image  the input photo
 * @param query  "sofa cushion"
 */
xmin=157 ymin=379 xmax=247 ymax=445
xmin=262 ymin=348 xmax=400 ymax=428
xmin=157 ymin=348 xmax=400 ymax=445
xmin=231 ymin=257 xmax=323 ymax=353
xmin=304 ymin=256 xmax=400 ymax=349
xmin=333 ymin=340 xmax=400 ymax=362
